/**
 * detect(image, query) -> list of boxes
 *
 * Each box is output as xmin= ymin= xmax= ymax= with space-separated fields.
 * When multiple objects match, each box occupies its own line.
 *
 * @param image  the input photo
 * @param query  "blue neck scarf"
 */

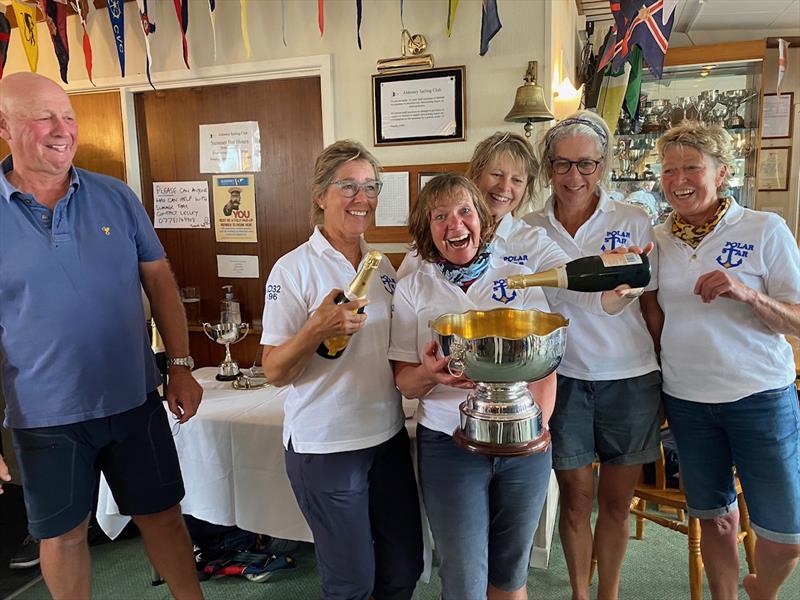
xmin=434 ymin=244 xmax=492 ymax=290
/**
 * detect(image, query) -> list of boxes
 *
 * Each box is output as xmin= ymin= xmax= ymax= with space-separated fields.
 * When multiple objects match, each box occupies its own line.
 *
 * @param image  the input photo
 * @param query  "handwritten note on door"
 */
xmin=153 ymin=181 xmax=211 ymax=229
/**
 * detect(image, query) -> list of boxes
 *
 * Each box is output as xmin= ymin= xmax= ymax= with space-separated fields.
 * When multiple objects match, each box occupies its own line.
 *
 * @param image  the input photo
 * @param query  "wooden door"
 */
xmin=134 ymin=78 xmax=324 ymax=367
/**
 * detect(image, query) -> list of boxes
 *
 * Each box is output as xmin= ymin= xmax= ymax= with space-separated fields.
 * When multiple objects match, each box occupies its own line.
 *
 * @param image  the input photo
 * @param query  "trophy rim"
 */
xmin=429 ymin=307 xmax=569 ymax=341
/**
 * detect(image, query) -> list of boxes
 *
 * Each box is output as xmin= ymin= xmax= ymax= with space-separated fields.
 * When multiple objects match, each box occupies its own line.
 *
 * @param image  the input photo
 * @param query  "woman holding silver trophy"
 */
xmin=260 ymin=140 xmax=423 ymax=600
xmin=654 ymin=122 xmax=800 ymax=600
xmin=524 ymin=110 xmax=663 ymax=600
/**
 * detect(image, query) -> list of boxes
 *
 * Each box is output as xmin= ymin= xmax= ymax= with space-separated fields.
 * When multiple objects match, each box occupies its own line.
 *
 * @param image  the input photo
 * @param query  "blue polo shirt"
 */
xmin=0 ymin=156 xmax=165 ymax=429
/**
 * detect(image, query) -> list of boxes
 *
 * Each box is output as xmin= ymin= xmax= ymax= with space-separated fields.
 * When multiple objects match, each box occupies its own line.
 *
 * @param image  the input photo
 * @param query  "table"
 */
xmin=97 ymin=367 xmax=559 ymax=572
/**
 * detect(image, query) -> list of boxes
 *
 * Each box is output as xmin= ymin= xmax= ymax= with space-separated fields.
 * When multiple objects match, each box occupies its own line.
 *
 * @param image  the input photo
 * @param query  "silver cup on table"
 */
xmin=430 ymin=308 xmax=569 ymax=457
xmin=203 ymin=322 xmax=250 ymax=381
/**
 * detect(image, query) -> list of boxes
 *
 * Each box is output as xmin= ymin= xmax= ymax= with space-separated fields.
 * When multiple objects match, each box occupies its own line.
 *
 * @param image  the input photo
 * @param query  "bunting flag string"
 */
xmin=68 ymin=0 xmax=93 ymax=85
xmin=447 ymin=0 xmax=458 ymax=37
xmin=172 ymin=0 xmax=189 ymax=69
xmin=41 ymin=0 xmax=69 ymax=83
xmin=479 ymin=0 xmax=501 ymax=56
xmin=318 ymin=0 xmax=324 ymax=36
xmin=106 ymin=0 xmax=124 ymax=76
xmin=280 ymin=0 xmax=287 ymax=46
xmin=208 ymin=0 xmax=217 ymax=60
xmin=136 ymin=0 xmax=156 ymax=89
xmin=240 ymin=0 xmax=250 ymax=59
xmin=0 ymin=13 xmax=10 ymax=80
xmin=356 ymin=0 xmax=362 ymax=49
xmin=11 ymin=0 xmax=39 ymax=73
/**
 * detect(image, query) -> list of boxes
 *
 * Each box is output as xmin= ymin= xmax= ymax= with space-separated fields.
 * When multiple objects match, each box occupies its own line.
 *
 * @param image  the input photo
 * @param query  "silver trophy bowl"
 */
xmin=203 ymin=322 xmax=250 ymax=381
xmin=431 ymin=308 xmax=569 ymax=456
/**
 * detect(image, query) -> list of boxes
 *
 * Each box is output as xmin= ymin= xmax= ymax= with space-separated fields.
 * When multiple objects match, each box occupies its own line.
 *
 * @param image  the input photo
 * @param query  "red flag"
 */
xmin=172 ymin=0 xmax=189 ymax=69
xmin=0 ymin=14 xmax=10 ymax=80
xmin=41 ymin=0 xmax=70 ymax=83
xmin=318 ymin=0 xmax=324 ymax=36
xmin=69 ymin=0 xmax=93 ymax=85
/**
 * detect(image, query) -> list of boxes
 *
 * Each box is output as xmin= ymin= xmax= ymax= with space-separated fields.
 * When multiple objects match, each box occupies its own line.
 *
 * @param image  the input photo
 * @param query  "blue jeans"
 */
xmin=664 ymin=385 xmax=800 ymax=544
xmin=417 ymin=425 xmax=552 ymax=600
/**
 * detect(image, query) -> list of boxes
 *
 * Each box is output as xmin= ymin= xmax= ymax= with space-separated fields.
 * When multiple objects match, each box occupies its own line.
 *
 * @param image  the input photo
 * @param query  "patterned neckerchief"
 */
xmin=671 ymin=197 xmax=731 ymax=248
xmin=434 ymin=244 xmax=492 ymax=291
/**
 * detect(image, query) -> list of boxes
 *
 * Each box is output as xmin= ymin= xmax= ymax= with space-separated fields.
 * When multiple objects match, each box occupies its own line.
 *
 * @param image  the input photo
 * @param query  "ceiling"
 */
xmin=577 ymin=0 xmax=800 ymax=32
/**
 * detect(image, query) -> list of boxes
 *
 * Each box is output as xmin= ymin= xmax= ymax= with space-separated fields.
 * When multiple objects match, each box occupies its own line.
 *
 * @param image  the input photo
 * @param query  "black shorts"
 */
xmin=12 ymin=391 xmax=184 ymax=539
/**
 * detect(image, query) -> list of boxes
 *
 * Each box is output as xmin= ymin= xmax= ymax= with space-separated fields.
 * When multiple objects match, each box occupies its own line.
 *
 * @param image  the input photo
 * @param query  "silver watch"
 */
xmin=167 ymin=356 xmax=195 ymax=370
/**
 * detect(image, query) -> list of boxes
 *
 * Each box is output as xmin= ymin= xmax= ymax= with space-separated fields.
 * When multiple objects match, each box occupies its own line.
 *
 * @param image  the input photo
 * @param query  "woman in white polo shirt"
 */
xmin=261 ymin=140 xmax=422 ymax=600
xmin=524 ymin=110 xmax=662 ymax=600
xmin=654 ymin=122 xmax=800 ymax=600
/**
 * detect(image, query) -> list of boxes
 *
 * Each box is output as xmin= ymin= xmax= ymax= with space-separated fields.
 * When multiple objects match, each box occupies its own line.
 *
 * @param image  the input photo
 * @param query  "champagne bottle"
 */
xmin=316 ymin=251 xmax=383 ymax=359
xmin=506 ymin=253 xmax=650 ymax=292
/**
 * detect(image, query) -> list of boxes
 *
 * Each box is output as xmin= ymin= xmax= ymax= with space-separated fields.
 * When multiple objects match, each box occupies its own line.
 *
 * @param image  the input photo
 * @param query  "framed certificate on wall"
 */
xmin=758 ymin=146 xmax=791 ymax=192
xmin=761 ymin=93 xmax=793 ymax=139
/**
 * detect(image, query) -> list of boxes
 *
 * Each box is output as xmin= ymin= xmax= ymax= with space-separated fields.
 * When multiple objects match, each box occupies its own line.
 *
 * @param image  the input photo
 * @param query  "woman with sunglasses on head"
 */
xmin=260 ymin=140 xmax=423 ymax=600
xmin=524 ymin=110 xmax=663 ymax=600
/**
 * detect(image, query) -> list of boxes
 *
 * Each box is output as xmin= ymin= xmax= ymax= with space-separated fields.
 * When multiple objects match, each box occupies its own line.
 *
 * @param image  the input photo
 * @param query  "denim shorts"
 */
xmin=416 ymin=424 xmax=552 ymax=600
xmin=664 ymin=385 xmax=800 ymax=544
xmin=12 ymin=392 xmax=184 ymax=539
xmin=550 ymin=371 xmax=662 ymax=470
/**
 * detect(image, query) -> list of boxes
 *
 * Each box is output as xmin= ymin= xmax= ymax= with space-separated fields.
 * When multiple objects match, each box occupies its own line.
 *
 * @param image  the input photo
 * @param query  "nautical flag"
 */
xmin=173 ymin=0 xmax=189 ymax=69
xmin=662 ymin=0 xmax=678 ymax=25
xmin=623 ymin=46 xmax=643 ymax=118
xmin=356 ymin=0 xmax=362 ymax=49
xmin=479 ymin=0 xmax=501 ymax=56
xmin=41 ymin=0 xmax=69 ymax=83
xmin=597 ymin=62 xmax=631 ymax=134
xmin=400 ymin=0 xmax=404 ymax=28
xmin=777 ymin=38 xmax=789 ymax=96
xmin=318 ymin=0 xmax=324 ymax=36
xmin=612 ymin=0 xmax=674 ymax=79
xmin=136 ymin=0 xmax=156 ymax=89
xmin=0 ymin=14 xmax=10 ymax=80
xmin=208 ymin=0 xmax=217 ymax=60
xmin=11 ymin=0 xmax=38 ymax=73
xmin=447 ymin=0 xmax=458 ymax=37
xmin=69 ymin=0 xmax=93 ymax=85
xmin=240 ymin=0 xmax=250 ymax=59
xmin=596 ymin=25 xmax=617 ymax=73
xmin=280 ymin=0 xmax=287 ymax=46
xmin=106 ymin=0 xmax=124 ymax=76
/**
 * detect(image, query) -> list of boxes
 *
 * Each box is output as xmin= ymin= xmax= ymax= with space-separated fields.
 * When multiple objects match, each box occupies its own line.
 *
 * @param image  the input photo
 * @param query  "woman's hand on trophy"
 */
xmin=422 ymin=341 xmax=475 ymax=390
xmin=310 ymin=289 xmax=369 ymax=339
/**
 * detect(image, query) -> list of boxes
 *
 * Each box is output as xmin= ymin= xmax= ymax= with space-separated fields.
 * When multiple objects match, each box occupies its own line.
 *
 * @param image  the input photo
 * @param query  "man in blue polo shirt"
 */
xmin=0 ymin=73 xmax=204 ymax=599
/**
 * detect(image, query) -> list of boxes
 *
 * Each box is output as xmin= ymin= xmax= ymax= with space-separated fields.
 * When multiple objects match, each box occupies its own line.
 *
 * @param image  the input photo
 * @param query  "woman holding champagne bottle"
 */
xmin=524 ymin=110 xmax=663 ymax=600
xmin=654 ymin=123 xmax=800 ymax=599
xmin=260 ymin=140 xmax=422 ymax=600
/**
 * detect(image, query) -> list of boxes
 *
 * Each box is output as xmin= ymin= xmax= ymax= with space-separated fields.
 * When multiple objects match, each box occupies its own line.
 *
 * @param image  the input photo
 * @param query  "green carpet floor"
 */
xmin=9 ymin=514 xmax=798 ymax=600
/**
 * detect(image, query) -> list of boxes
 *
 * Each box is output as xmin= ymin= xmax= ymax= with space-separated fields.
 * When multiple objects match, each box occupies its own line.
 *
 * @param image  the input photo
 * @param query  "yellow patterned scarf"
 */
xmin=671 ymin=198 xmax=731 ymax=248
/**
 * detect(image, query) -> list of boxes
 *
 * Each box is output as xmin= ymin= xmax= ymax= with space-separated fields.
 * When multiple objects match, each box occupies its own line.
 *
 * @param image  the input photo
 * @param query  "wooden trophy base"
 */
xmin=453 ymin=428 xmax=551 ymax=457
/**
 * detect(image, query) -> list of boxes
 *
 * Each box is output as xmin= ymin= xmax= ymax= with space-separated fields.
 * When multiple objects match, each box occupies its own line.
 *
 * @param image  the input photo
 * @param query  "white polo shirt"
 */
xmin=396 ymin=213 xmax=571 ymax=279
xmin=261 ymin=227 xmax=404 ymax=453
xmin=655 ymin=201 xmax=800 ymax=403
xmin=524 ymin=190 xmax=660 ymax=380
xmin=388 ymin=258 xmax=552 ymax=435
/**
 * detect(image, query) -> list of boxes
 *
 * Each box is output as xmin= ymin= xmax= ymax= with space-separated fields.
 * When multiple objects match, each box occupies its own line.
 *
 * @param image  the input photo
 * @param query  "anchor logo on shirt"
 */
xmin=600 ymin=230 xmax=631 ymax=251
xmin=492 ymin=279 xmax=517 ymax=304
xmin=715 ymin=241 xmax=753 ymax=269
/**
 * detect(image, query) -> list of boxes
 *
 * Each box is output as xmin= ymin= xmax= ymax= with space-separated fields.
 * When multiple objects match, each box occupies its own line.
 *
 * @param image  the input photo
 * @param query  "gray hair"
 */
xmin=538 ymin=109 xmax=614 ymax=184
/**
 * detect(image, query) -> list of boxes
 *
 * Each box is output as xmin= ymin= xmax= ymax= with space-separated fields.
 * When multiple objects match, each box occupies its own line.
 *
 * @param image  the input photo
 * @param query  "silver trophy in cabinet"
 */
xmin=203 ymin=322 xmax=250 ymax=381
xmin=430 ymin=308 xmax=568 ymax=456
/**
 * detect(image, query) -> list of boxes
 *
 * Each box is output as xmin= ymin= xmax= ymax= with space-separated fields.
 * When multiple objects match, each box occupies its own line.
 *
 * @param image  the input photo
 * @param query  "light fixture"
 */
xmin=504 ymin=61 xmax=554 ymax=137
xmin=553 ymin=77 xmax=583 ymax=121
xmin=377 ymin=29 xmax=434 ymax=73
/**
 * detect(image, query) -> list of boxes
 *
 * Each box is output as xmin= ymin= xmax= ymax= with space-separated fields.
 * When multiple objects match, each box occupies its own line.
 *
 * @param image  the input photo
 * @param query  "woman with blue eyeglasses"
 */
xmin=525 ymin=110 xmax=663 ymax=600
xmin=261 ymin=140 xmax=422 ymax=600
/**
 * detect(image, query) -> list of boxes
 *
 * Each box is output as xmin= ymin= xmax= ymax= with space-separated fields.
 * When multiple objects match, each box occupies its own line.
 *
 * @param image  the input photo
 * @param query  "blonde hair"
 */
xmin=465 ymin=132 xmax=539 ymax=216
xmin=656 ymin=122 xmax=734 ymax=192
xmin=408 ymin=173 xmax=495 ymax=263
xmin=310 ymin=140 xmax=381 ymax=225
xmin=538 ymin=109 xmax=614 ymax=185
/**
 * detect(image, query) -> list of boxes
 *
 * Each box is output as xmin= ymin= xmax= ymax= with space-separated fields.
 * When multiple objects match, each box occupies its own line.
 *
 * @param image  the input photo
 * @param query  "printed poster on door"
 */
xmin=212 ymin=175 xmax=257 ymax=242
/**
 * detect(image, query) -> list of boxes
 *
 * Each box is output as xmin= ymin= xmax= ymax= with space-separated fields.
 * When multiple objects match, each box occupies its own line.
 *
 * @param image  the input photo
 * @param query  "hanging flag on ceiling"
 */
xmin=0 ymin=13 xmax=10 ymax=80
xmin=777 ymin=38 xmax=790 ymax=96
xmin=208 ymin=0 xmax=217 ymax=60
xmin=41 ymin=0 xmax=69 ymax=83
xmin=240 ymin=0 xmax=251 ymax=59
xmin=596 ymin=24 xmax=617 ymax=73
xmin=11 ymin=0 xmax=38 ymax=73
xmin=136 ymin=0 xmax=156 ymax=89
xmin=612 ymin=0 xmax=675 ymax=79
xmin=597 ymin=62 xmax=631 ymax=134
xmin=662 ymin=0 xmax=678 ymax=25
xmin=447 ymin=0 xmax=458 ymax=37
xmin=106 ymin=0 xmax=124 ymax=76
xmin=623 ymin=45 xmax=643 ymax=119
xmin=356 ymin=0 xmax=362 ymax=49
xmin=173 ymin=0 xmax=189 ymax=69
xmin=318 ymin=0 xmax=324 ymax=36
xmin=479 ymin=0 xmax=501 ymax=56
xmin=400 ymin=0 xmax=404 ymax=28
xmin=68 ymin=0 xmax=93 ymax=85
xmin=280 ymin=0 xmax=287 ymax=46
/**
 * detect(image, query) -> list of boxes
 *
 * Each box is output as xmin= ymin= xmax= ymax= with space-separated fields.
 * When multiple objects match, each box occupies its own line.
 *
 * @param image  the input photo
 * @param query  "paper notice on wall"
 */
xmin=375 ymin=171 xmax=409 ymax=226
xmin=212 ymin=175 xmax=257 ymax=242
xmin=153 ymin=181 xmax=211 ymax=229
xmin=216 ymin=255 xmax=260 ymax=278
xmin=199 ymin=121 xmax=262 ymax=173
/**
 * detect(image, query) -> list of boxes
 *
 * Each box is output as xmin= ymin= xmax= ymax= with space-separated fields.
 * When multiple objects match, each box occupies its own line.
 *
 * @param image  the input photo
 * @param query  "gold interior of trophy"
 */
xmin=431 ymin=308 xmax=568 ymax=340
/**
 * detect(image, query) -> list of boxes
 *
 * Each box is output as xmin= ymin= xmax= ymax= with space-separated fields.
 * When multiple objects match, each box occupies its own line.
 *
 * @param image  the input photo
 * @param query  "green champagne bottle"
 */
xmin=506 ymin=253 xmax=650 ymax=292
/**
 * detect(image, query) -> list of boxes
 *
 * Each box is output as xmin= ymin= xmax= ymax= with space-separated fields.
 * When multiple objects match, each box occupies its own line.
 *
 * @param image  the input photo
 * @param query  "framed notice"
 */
xmin=761 ymin=93 xmax=793 ymax=139
xmin=372 ymin=66 xmax=466 ymax=146
xmin=757 ymin=146 xmax=791 ymax=192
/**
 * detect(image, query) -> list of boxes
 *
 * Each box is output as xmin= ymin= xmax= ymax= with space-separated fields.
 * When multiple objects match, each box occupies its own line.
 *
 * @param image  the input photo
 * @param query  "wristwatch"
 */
xmin=166 ymin=356 xmax=195 ymax=370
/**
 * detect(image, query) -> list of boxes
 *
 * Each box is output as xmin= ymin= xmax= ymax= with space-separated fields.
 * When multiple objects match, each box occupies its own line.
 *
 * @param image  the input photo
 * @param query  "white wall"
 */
xmin=4 ymin=0 xmax=553 ymax=166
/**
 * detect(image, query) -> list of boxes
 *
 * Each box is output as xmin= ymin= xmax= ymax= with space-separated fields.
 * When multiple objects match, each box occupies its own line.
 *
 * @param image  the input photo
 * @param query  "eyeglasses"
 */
xmin=332 ymin=179 xmax=383 ymax=198
xmin=550 ymin=159 xmax=603 ymax=175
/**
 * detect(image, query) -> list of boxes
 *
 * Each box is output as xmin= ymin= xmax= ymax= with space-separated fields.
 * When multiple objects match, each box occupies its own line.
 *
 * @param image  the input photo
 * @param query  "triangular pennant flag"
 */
xmin=447 ymin=0 xmax=458 ymax=37
xmin=68 ymin=0 xmax=93 ymax=85
xmin=172 ymin=0 xmax=190 ymax=69
xmin=280 ymin=0 xmax=286 ymax=46
xmin=0 ymin=14 xmax=10 ymax=80
xmin=777 ymin=38 xmax=789 ymax=96
xmin=356 ymin=0 xmax=362 ymax=49
xmin=597 ymin=62 xmax=631 ymax=134
xmin=596 ymin=25 xmax=617 ymax=74
xmin=11 ymin=0 xmax=39 ymax=73
xmin=479 ymin=0 xmax=501 ymax=56
xmin=240 ymin=0 xmax=250 ymax=59
xmin=41 ymin=0 xmax=69 ymax=83
xmin=318 ymin=0 xmax=324 ymax=36
xmin=136 ymin=0 xmax=156 ymax=89
xmin=400 ymin=0 xmax=404 ymax=28
xmin=106 ymin=0 xmax=124 ymax=76
xmin=662 ymin=0 xmax=679 ymax=25
xmin=623 ymin=46 xmax=643 ymax=118
xmin=208 ymin=0 xmax=217 ymax=60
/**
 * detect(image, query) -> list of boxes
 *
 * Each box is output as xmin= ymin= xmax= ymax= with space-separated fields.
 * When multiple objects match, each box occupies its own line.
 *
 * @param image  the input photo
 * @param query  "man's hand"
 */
xmin=694 ymin=270 xmax=755 ymax=304
xmin=166 ymin=369 xmax=203 ymax=424
xmin=0 ymin=454 xmax=11 ymax=494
